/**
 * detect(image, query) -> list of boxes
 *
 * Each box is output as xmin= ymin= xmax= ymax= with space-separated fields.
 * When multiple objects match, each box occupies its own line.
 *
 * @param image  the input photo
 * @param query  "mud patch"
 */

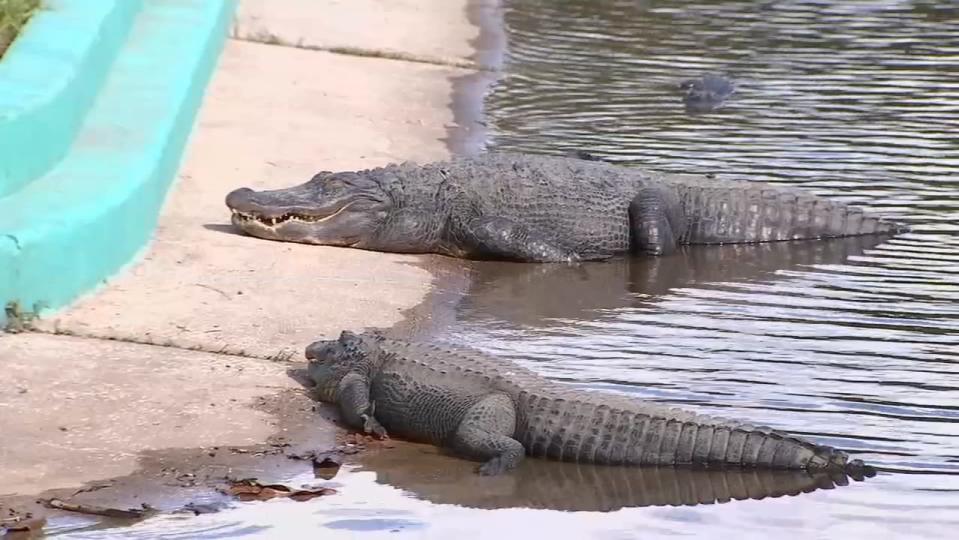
xmin=0 ymin=388 xmax=341 ymax=536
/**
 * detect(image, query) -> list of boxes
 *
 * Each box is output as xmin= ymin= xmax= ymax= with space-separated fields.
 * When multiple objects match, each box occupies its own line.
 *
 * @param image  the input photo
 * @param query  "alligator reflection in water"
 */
xmin=451 ymin=235 xmax=885 ymax=328
xmin=355 ymin=443 xmax=860 ymax=512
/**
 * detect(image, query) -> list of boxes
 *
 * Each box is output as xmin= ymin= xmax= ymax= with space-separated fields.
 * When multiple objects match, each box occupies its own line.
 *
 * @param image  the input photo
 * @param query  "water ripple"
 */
xmin=446 ymin=0 xmax=959 ymax=534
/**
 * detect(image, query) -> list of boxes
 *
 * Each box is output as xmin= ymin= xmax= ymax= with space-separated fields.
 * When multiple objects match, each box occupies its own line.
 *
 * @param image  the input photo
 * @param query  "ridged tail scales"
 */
xmin=515 ymin=391 xmax=875 ymax=480
xmin=666 ymin=176 xmax=909 ymax=245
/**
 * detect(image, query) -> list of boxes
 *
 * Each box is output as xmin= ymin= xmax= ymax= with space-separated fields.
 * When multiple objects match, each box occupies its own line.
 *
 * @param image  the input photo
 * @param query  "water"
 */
xmin=442 ymin=0 xmax=959 ymax=535
xmin=50 ymin=0 xmax=959 ymax=538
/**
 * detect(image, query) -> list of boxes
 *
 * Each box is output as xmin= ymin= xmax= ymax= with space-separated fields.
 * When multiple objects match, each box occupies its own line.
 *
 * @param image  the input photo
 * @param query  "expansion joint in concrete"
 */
xmin=230 ymin=31 xmax=496 ymax=72
xmin=8 ymin=327 xmax=298 ymax=364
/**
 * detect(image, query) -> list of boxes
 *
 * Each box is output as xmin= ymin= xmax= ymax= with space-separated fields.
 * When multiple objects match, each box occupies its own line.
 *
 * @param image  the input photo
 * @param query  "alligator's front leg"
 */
xmin=454 ymin=216 xmax=581 ymax=263
xmin=629 ymin=187 xmax=688 ymax=255
xmin=336 ymin=373 xmax=388 ymax=438
xmin=450 ymin=393 xmax=525 ymax=475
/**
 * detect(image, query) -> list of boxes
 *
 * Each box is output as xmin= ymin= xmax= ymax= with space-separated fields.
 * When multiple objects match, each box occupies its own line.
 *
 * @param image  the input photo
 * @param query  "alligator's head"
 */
xmin=679 ymin=73 xmax=735 ymax=114
xmin=225 ymin=171 xmax=390 ymax=247
xmin=305 ymin=331 xmax=382 ymax=402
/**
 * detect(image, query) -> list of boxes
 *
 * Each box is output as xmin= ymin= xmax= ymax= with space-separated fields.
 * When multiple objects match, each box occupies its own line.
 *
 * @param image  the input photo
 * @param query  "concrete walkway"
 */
xmin=0 ymin=0 xmax=479 ymax=500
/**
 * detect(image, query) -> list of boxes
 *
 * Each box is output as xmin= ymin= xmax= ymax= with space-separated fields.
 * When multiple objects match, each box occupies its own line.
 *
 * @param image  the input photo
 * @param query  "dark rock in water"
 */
xmin=680 ymin=73 xmax=735 ymax=113
xmin=568 ymin=150 xmax=605 ymax=162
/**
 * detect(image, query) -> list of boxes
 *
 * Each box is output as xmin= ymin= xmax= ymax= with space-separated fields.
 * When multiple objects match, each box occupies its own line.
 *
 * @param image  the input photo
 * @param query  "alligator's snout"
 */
xmin=305 ymin=340 xmax=327 ymax=361
xmin=225 ymin=186 xmax=289 ymax=233
xmin=305 ymin=338 xmax=344 ymax=363
xmin=225 ymin=187 xmax=256 ymax=212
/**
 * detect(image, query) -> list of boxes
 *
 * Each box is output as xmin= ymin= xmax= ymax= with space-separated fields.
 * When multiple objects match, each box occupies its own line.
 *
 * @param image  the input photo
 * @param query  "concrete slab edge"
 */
xmin=0 ymin=0 xmax=238 ymax=324
xmin=233 ymin=33 xmax=495 ymax=71
xmin=0 ymin=0 xmax=146 ymax=197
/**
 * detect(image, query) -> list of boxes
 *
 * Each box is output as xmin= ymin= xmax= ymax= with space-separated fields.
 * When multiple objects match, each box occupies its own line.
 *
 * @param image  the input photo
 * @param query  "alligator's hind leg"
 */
xmin=629 ymin=187 xmax=688 ymax=255
xmin=450 ymin=393 xmax=525 ymax=475
xmin=456 ymin=217 xmax=580 ymax=263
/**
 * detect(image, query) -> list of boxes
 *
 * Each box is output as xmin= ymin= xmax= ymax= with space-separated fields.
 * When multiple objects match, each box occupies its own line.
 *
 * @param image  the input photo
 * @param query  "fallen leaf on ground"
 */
xmin=289 ymin=450 xmax=343 ymax=467
xmin=179 ymin=502 xmax=225 ymax=516
xmin=71 ymin=481 xmax=114 ymax=496
xmin=312 ymin=451 xmax=344 ymax=469
xmin=2 ymin=518 xmax=45 ymax=539
xmin=339 ymin=432 xmax=396 ymax=450
xmin=1 ymin=515 xmax=45 ymax=535
xmin=38 ymin=499 xmax=154 ymax=519
xmin=287 ymin=449 xmax=346 ymax=479
xmin=222 ymin=479 xmax=336 ymax=502
xmin=311 ymin=451 xmax=344 ymax=479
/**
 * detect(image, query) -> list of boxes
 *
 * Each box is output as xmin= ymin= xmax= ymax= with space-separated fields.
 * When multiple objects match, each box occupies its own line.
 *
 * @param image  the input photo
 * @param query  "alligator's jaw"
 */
xmin=229 ymin=212 xmax=295 ymax=242
xmin=227 ymin=186 xmax=344 ymax=226
xmin=229 ymin=208 xmax=363 ymax=245
xmin=230 ymin=200 xmax=357 ymax=234
xmin=225 ymin=182 xmax=388 ymax=247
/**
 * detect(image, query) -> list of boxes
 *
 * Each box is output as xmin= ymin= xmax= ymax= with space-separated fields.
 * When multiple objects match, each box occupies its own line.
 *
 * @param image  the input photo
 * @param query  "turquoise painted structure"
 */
xmin=0 ymin=0 xmax=145 ymax=198
xmin=0 ymin=0 xmax=237 ymax=323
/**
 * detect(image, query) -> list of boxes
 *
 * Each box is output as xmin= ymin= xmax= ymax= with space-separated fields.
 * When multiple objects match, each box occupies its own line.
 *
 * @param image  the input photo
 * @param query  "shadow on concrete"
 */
xmin=202 ymin=223 xmax=245 ymax=236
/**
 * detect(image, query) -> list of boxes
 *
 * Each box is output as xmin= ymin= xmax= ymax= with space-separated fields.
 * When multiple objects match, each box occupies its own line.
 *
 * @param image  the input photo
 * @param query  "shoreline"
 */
xmin=0 ymin=0 xmax=496 ymax=533
xmin=446 ymin=0 xmax=506 ymax=156
xmin=398 ymin=0 xmax=508 ymax=341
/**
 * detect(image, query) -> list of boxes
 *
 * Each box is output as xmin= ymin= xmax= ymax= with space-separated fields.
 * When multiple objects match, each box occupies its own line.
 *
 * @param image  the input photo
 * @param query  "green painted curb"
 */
xmin=0 ymin=0 xmax=237 ymax=323
xmin=0 ymin=0 xmax=145 ymax=198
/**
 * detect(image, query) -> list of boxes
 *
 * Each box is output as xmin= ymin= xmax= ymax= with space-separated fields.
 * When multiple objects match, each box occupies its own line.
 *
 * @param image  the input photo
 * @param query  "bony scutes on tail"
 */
xmin=306 ymin=330 xmax=877 ymax=480
xmin=226 ymin=152 xmax=909 ymax=263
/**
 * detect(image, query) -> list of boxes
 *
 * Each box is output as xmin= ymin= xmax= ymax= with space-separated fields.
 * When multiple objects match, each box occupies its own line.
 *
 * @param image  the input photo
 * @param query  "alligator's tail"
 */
xmin=517 ymin=394 xmax=876 ymax=480
xmin=668 ymin=177 xmax=909 ymax=245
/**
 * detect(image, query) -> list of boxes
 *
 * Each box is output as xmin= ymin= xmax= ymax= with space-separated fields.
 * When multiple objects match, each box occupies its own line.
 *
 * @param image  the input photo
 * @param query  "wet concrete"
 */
xmin=0 ymin=0 xmax=484 ymax=534
xmin=0 ymin=383 xmax=333 ymax=534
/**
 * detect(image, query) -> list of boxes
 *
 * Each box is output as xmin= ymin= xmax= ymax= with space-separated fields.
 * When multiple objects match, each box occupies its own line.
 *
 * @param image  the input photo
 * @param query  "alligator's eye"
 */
xmin=309 ymin=171 xmax=333 ymax=183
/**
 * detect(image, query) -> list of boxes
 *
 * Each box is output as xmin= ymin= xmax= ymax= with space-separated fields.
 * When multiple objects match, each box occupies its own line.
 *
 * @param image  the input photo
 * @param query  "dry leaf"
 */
xmin=38 ymin=499 xmax=153 ymax=519
xmin=224 ymin=479 xmax=336 ymax=502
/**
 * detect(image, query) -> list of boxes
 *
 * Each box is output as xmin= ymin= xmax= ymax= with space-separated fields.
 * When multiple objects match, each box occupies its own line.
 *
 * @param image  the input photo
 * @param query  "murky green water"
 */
xmin=50 ymin=1 xmax=959 ymax=538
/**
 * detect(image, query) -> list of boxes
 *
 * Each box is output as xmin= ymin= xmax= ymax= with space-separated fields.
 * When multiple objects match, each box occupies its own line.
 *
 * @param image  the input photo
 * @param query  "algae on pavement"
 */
xmin=0 ymin=0 xmax=39 ymax=57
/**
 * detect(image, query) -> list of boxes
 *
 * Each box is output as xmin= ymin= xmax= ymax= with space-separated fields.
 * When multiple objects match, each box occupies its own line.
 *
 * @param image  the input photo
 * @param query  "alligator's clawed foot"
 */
xmin=362 ymin=414 xmax=388 ymax=439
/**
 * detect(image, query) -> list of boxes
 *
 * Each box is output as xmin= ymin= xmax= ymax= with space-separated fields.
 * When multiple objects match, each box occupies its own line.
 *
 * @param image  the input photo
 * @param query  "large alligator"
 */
xmin=306 ymin=331 xmax=876 ymax=479
xmin=225 ymin=152 xmax=907 ymax=263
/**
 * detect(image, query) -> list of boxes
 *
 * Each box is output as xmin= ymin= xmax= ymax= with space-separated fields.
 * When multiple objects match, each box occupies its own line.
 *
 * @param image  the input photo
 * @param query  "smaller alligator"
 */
xmin=680 ymin=73 xmax=735 ymax=113
xmin=226 ymin=152 xmax=907 ymax=263
xmin=306 ymin=331 xmax=876 ymax=479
